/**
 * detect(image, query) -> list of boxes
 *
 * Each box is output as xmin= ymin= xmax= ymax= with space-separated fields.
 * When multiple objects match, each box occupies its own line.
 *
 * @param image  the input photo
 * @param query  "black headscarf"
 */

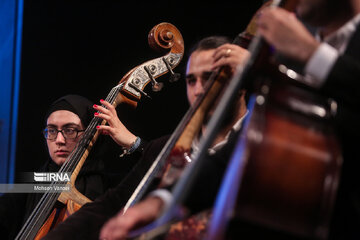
xmin=44 ymin=94 xmax=95 ymax=127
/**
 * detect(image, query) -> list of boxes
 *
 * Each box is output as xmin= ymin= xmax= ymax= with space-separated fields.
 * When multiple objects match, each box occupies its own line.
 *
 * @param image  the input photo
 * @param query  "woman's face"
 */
xmin=45 ymin=110 xmax=84 ymax=165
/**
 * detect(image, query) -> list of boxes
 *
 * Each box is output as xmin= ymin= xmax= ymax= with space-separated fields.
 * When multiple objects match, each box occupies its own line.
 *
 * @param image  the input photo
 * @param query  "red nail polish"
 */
xmin=94 ymin=112 xmax=99 ymax=116
xmin=93 ymin=104 xmax=97 ymax=108
xmin=100 ymin=99 xmax=104 ymax=102
xmin=96 ymin=125 xmax=100 ymax=129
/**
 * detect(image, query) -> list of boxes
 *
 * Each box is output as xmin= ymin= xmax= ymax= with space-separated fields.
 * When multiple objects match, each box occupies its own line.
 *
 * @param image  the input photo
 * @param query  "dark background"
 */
xmin=15 ymin=1 xmax=263 ymax=173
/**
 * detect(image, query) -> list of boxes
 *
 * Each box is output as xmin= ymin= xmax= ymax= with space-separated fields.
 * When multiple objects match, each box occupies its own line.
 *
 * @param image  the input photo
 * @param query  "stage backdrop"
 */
xmin=0 ymin=0 xmax=23 ymax=184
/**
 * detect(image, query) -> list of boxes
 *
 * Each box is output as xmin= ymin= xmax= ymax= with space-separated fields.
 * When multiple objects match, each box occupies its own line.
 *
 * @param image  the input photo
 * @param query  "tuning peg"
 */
xmin=128 ymin=82 xmax=152 ymax=99
xmin=169 ymin=72 xmax=181 ymax=83
xmin=152 ymin=82 xmax=164 ymax=92
xmin=144 ymin=65 xmax=164 ymax=92
xmin=162 ymin=57 xmax=181 ymax=82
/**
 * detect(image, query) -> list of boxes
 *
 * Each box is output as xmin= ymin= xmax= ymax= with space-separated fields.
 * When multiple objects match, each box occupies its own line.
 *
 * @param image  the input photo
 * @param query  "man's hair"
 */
xmin=187 ymin=36 xmax=232 ymax=57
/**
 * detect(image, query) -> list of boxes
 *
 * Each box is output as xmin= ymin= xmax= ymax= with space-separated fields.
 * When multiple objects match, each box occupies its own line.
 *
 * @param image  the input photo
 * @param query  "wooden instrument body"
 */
xmin=233 ymin=76 xmax=342 ymax=239
xmin=158 ymin=66 xmax=233 ymax=188
xmin=226 ymin=0 xmax=342 ymax=236
xmin=34 ymin=200 xmax=81 ymax=240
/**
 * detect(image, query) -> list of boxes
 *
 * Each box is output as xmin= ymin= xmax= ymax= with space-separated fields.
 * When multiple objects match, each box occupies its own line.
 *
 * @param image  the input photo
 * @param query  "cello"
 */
xmin=14 ymin=22 xmax=184 ymax=240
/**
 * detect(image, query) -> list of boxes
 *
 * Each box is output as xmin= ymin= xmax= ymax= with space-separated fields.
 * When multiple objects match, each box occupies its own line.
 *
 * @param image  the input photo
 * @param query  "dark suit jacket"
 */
xmin=320 ymin=25 xmax=360 ymax=240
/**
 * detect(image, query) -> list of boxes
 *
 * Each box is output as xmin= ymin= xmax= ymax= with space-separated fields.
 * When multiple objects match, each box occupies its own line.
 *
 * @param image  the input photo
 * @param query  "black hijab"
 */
xmin=44 ymin=94 xmax=95 ymax=127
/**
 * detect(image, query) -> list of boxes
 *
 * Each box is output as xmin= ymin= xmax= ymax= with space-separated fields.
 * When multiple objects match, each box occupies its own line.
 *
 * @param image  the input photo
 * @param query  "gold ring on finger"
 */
xmin=226 ymin=48 xmax=231 ymax=57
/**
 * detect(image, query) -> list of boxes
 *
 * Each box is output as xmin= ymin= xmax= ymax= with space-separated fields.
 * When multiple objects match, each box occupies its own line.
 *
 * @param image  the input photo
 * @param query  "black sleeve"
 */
xmin=0 ymin=193 xmax=28 ymax=240
xmin=321 ymin=54 xmax=360 ymax=107
xmin=308 ymin=32 xmax=360 ymax=239
xmin=183 ymin=130 xmax=241 ymax=214
xmin=0 ymin=161 xmax=52 ymax=240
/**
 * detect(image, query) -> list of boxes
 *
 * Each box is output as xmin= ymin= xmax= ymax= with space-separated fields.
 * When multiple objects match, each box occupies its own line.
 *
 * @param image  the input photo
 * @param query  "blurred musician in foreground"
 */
xmin=257 ymin=0 xmax=360 ymax=238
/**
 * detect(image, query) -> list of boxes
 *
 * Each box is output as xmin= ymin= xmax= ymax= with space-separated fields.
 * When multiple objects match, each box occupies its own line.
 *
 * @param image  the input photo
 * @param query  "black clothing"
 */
xmin=320 ymin=25 xmax=360 ymax=240
xmin=0 ymin=157 xmax=106 ymax=240
xmin=43 ymin=135 xmax=169 ymax=240
xmin=44 ymin=94 xmax=95 ymax=127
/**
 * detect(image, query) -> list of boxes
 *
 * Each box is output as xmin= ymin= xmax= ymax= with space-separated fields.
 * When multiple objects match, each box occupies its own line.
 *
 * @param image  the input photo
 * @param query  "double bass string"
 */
xmin=60 ymin=84 xmax=121 ymax=174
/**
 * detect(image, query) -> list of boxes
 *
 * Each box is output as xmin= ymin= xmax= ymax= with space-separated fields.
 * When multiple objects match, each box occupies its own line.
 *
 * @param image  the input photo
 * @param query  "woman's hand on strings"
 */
xmin=93 ymin=99 xmax=137 ymax=149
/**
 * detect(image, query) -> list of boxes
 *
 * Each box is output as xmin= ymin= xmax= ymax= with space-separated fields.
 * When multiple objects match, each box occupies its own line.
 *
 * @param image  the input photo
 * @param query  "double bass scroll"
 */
xmin=118 ymin=22 xmax=184 ymax=107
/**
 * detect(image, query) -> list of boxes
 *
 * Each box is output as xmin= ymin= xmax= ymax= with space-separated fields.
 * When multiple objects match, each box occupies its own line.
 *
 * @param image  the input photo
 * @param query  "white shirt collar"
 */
xmin=316 ymin=13 xmax=360 ymax=54
xmin=191 ymin=110 xmax=249 ymax=156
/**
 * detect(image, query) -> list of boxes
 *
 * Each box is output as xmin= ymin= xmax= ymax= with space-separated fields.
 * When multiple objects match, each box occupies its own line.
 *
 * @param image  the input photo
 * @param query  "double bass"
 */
xmin=15 ymin=22 xmax=184 ymax=240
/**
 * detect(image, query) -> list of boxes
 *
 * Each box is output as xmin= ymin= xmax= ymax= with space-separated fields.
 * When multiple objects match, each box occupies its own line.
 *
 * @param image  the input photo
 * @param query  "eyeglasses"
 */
xmin=43 ymin=127 xmax=85 ymax=140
